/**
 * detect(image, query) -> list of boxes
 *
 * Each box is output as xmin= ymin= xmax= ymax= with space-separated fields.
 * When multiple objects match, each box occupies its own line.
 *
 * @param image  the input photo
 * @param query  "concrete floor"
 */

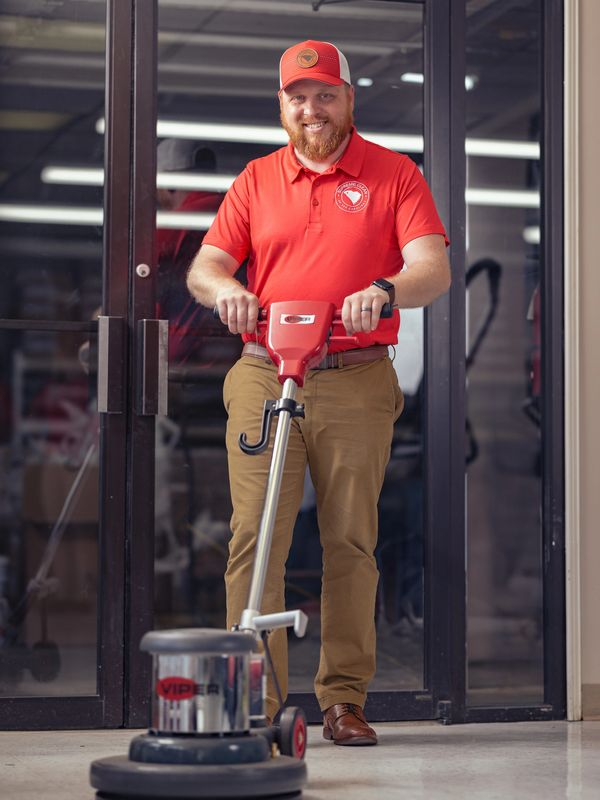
xmin=1 ymin=721 xmax=599 ymax=800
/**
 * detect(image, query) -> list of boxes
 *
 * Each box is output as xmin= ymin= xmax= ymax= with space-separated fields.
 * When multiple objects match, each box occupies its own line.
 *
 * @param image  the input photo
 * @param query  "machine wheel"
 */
xmin=30 ymin=640 xmax=61 ymax=682
xmin=277 ymin=707 xmax=307 ymax=760
xmin=91 ymin=753 xmax=307 ymax=798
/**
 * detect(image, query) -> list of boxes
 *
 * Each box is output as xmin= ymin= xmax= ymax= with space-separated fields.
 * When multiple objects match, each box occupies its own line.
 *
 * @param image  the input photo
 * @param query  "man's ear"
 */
xmin=347 ymin=84 xmax=355 ymax=108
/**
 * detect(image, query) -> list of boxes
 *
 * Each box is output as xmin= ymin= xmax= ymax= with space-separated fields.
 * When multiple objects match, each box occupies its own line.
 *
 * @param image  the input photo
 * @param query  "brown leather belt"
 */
xmin=241 ymin=342 xmax=388 ymax=370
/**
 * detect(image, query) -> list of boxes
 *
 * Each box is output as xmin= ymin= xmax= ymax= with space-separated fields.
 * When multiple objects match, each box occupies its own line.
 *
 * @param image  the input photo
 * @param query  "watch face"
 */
xmin=374 ymin=279 xmax=393 ymax=291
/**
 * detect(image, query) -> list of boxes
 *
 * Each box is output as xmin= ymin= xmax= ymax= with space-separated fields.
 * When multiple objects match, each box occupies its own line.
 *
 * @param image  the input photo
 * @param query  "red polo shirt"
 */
xmin=203 ymin=128 xmax=448 ymax=351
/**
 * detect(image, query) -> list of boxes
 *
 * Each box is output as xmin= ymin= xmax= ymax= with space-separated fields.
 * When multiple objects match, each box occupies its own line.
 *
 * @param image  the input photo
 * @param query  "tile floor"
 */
xmin=1 ymin=720 xmax=600 ymax=800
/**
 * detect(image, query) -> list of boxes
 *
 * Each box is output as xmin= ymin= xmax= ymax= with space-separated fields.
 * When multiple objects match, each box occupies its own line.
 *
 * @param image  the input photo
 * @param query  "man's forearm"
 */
xmin=387 ymin=259 xmax=451 ymax=309
xmin=186 ymin=256 xmax=242 ymax=308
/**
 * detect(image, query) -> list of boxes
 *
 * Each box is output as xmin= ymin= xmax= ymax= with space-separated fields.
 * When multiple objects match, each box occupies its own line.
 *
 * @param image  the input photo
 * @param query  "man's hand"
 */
xmin=187 ymin=244 xmax=257 ymax=334
xmin=341 ymin=285 xmax=390 ymax=335
xmin=215 ymin=285 xmax=259 ymax=335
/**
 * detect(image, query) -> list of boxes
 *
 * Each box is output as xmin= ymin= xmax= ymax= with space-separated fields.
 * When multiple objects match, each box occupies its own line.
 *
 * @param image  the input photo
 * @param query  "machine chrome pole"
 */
xmin=240 ymin=378 xmax=297 ymax=630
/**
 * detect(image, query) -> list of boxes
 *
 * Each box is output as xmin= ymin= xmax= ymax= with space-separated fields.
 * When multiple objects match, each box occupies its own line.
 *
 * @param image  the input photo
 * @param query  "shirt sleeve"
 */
xmin=202 ymin=166 xmax=252 ymax=263
xmin=395 ymin=160 xmax=450 ymax=251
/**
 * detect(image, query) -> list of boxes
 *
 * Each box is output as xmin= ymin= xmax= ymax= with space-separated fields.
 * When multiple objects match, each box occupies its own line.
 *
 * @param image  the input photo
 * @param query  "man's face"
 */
xmin=279 ymin=79 xmax=355 ymax=162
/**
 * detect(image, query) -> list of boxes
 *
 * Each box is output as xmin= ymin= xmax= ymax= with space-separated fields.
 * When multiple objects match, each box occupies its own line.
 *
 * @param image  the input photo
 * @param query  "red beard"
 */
xmin=280 ymin=107 xmax=354 ymax=162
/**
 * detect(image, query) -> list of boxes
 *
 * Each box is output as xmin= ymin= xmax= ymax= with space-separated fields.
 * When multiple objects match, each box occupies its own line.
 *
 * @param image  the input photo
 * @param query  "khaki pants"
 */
xmin=223 ymin=355 xmax=404 ymax=719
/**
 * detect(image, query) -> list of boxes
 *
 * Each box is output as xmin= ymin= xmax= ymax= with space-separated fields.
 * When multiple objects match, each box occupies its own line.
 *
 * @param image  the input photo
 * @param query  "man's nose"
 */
xmin=302 ymin=97 xmax=321 ymax=115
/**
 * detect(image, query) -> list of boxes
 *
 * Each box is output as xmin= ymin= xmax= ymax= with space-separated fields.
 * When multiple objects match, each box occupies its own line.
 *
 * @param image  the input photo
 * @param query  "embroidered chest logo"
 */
xmin=335 ymin=181 xmax=370 ymax=213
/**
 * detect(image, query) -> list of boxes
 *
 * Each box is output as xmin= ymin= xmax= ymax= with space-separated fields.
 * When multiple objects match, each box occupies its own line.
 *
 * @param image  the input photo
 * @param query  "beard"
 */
xmin=280 ymin=106 xmax=354 ymax=162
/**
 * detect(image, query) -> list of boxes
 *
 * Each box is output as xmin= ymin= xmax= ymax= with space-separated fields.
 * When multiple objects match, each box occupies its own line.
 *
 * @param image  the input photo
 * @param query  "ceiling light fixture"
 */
xmin=96 ymin=117 xmax=539 ymax=160
xmin=40 ymin=167 xmax=541 ymax=208
xmin=0 ymin=204 xmax=215 ymax=230
xmin=466 ymin=188 xmax=540 ymax=208
xmin=523 ymin=226 xmax=541 ymax=244
xmin=401 ymin=72 xmax=478 ymax=91
xmin=41 ymin=166 xmax=236 ymax=192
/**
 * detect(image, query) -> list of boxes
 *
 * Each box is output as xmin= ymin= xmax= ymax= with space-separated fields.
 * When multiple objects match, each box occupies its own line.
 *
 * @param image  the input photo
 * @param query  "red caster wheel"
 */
xmin=278 ymin=706 xmax=307 ymax=760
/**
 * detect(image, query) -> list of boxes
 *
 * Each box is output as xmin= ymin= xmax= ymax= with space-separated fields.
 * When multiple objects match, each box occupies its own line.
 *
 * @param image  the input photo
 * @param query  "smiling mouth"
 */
xmin=303 ymin=120 xmax=328 ymax=131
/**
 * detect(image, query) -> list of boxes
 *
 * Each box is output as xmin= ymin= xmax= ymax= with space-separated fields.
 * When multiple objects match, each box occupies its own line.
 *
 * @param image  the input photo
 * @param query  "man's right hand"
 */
xmin=215 ymin=285 xmax=259 ymax=335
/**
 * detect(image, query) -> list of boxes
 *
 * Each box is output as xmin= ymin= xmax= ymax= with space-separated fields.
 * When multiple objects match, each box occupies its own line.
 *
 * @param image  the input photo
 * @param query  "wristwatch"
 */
xmin=372 ymin=278 xmax=395 ymax=307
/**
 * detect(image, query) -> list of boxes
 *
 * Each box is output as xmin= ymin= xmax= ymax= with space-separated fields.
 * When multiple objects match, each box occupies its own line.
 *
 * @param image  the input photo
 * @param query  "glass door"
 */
xmin=0 ymin=0 xmax=133 ymax=728
xmin=143 ymin=0 xmax=456 ymax=723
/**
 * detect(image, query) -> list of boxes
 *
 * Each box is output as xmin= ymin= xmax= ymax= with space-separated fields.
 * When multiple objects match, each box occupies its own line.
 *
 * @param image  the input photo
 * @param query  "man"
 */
xmin=187 ymin=40 xmax=450 ymax=746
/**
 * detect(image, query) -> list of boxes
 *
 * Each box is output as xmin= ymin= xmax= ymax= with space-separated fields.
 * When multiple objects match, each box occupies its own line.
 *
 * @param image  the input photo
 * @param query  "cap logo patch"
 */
xmin=297 ymin=48 xmax=319 ymax=69
xmin=335 ymin=180 xmax=370 ymax=213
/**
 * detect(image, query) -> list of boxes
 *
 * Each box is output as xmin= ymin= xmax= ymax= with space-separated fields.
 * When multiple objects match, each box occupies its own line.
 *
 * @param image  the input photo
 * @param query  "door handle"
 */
xmin=97 ymin=316 xmax=125 ymax=414
xmin=137 ymin=319 xmax=169 ymax=416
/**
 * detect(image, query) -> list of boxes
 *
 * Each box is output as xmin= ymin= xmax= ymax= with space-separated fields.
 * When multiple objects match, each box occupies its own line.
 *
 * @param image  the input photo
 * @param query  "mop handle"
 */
xmin=240 ymin=376 xmax=298 ymax=629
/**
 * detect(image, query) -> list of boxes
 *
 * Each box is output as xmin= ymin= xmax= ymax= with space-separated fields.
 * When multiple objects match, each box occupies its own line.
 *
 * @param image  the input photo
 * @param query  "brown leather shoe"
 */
xmin=322 ymin=703 xmax=377 ymax=746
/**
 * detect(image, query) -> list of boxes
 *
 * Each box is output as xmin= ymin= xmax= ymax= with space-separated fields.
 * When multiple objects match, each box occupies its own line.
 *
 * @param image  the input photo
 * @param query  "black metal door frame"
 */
xmin=124 ymin=0 xmax=159 ymax=729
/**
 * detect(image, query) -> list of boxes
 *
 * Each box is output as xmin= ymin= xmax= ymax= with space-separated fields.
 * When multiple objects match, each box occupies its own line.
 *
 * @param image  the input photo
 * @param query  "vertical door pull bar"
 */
xmin=137 ymin=319 xmax=169 ymax=416
xmin=97 ymin=315 xmax=125 ymax=414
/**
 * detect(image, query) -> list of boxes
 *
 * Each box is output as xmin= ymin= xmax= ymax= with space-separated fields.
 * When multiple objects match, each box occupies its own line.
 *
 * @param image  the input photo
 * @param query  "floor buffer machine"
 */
xmin=90 ymin=300 xmax=391 ymax=799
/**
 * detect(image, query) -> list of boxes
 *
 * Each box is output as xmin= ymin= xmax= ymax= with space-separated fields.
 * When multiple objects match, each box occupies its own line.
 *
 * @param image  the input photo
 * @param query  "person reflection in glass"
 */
xmin=155 ymin=139 xmax=224 ymax=367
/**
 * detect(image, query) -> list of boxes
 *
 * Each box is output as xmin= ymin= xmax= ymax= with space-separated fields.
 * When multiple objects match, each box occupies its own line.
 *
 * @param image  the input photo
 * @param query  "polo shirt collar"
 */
xmin=282 ymin=126 xmax=366 ymax=182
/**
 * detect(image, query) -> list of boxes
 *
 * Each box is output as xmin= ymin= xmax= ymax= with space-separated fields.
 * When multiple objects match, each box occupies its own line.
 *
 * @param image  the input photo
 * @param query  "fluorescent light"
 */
xmin=157 ymin=211 xmax=215 ymax=229
xmin=0 ymin=204 xmax=103 ymax=225
xmin=466 ymin=138 xmax=540 ymax=159
xmin=0 ymin=204 xmax=214 ymax=230
xmin=41 ymin=166 xmax=235 ymax=192
xmin=40 ymin=168 xmax=541 ymax=206
xmin=465 ymin=189 xmax=540 ymax=208
xmin=97 ymin=117 xmax=539 ymax=160
xmin=401 ymin=72 xmax=478 ymax=91
xmin=158 ymin=173 xmax=234 ymax=191
xmin=97 ymin=117 xmax=425 ymax=153
xmin=401 ymin=72 xmax=424 ymax=84
xmin=41 ymin=166 xmax=104 ymax=186
xmin=523 ymin=226 xmax=541 ymax=244
xmin=356 ymin=77 xmax=373 ymax=87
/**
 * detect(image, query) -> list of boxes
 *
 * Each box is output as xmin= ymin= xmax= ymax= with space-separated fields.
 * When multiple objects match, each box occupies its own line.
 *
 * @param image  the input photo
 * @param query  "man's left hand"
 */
xmin=341 ymin=285 xmax=391 ymax=334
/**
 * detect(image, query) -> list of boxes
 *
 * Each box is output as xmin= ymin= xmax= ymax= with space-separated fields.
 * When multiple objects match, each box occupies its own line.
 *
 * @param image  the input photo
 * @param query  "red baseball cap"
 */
xmin=279 ymin=40 xmax=351 ymax=91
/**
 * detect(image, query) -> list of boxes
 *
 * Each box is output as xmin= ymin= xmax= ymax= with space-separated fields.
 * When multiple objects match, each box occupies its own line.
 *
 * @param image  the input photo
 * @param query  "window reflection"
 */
xmin=465 ymin=0 xmax=543 ymax=705
xmin=0 ymin=329 xmax=99 ymax=696
xmin=0 ymin=3 xmax=106 ymax=698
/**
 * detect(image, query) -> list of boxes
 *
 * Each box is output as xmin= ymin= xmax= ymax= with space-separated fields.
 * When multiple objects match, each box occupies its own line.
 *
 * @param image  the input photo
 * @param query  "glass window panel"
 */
xmin=465 ymin=0 xmax=543 ymax=706
xmin=0 ymin=1 xmax=106 ymax=323
xmin=154 ymin=0 xmax=426 ymax=694
xmin=0 ymin=327 xmax=99 ymax=697
xmin=0 ymin=0 xmax=106 ymax=700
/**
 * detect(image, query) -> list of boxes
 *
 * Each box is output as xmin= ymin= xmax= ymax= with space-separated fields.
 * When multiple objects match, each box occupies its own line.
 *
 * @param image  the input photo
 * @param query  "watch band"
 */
xmin=372 ymin=278 xmax=395 ymax=307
